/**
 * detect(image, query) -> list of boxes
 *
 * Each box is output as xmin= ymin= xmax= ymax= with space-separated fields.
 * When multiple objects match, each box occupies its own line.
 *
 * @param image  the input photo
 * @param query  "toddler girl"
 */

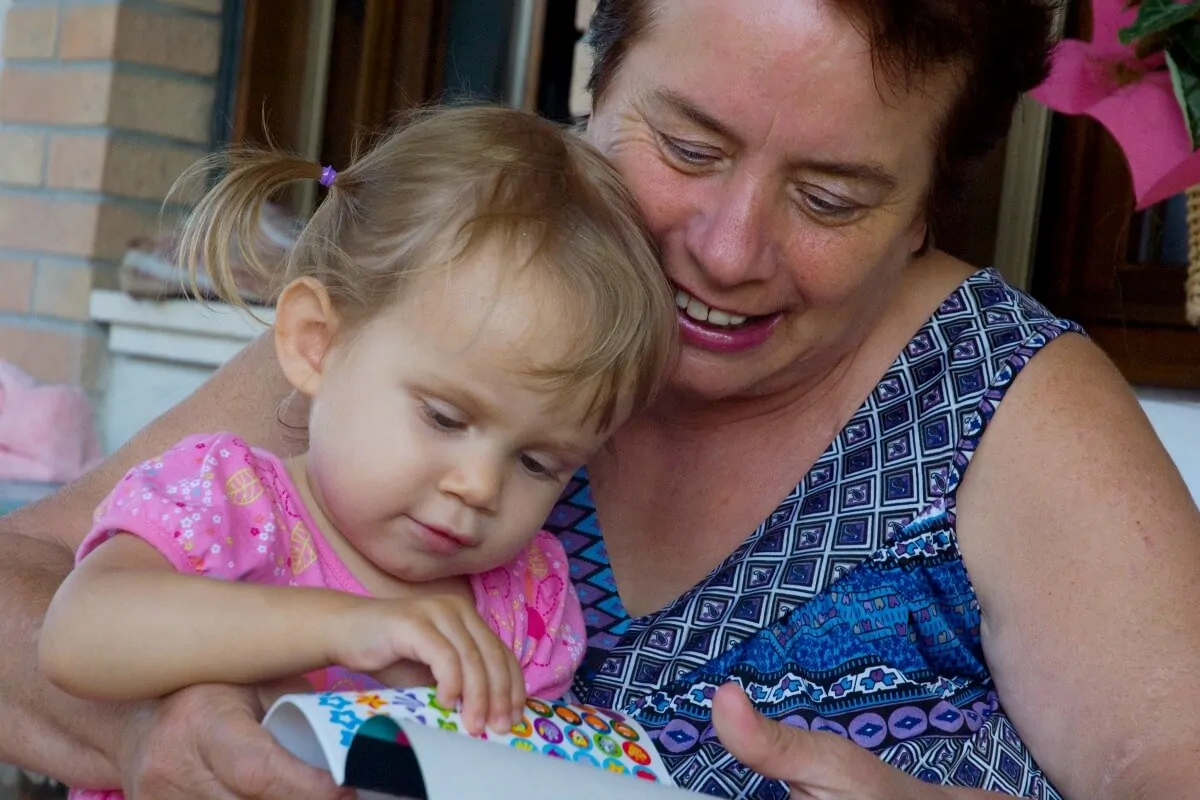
xmin=38 ymin=105 xmax=677 ymax=798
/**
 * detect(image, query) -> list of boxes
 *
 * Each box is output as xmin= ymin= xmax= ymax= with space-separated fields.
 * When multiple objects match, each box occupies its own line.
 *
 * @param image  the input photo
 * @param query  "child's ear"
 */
xmin=274 ymin=277 xmax=341 ymax=398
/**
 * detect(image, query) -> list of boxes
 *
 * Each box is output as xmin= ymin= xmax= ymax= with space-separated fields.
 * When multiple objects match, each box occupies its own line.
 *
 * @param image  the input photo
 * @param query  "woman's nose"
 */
xmin=684 ymin=174 xmax=775 ymax=288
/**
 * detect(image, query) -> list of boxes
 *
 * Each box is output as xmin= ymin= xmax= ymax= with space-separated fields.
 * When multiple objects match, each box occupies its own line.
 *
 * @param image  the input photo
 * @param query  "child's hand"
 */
xmin=332 ymin=593 xmax=527 ymax=735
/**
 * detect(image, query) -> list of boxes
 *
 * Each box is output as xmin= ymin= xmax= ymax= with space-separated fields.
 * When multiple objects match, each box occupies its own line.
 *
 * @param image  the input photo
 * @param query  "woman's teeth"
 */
xmin=674 ymin=289 xmax=748 ymax=328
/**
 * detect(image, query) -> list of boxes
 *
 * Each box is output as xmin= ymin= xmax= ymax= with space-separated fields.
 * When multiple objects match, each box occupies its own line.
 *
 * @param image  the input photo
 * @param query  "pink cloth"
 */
xmin=70 ymin=432 xmax=585 ymax=800
xmin=0 ymin=361 xmax=101 ymax=483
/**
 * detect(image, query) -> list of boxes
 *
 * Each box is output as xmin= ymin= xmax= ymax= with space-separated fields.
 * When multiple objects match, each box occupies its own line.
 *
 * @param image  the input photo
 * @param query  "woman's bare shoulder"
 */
xmin=951 ymin=331 xmax=1200 ymax=795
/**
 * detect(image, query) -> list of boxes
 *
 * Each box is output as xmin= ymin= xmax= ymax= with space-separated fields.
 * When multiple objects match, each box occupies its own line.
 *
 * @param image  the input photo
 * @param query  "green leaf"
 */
xmin=1165 ymin=48 xmax=1200 ymax=149
xmin=1168 ymin=17 xmax=1200 ymax=62
xmin=1119 ymin=0 xmax=1200 ymax=45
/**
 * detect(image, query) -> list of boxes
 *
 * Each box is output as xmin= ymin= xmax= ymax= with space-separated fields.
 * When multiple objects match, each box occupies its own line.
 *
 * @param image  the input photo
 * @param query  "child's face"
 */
xmin=283 ymin=255 xmax=621 ymax=582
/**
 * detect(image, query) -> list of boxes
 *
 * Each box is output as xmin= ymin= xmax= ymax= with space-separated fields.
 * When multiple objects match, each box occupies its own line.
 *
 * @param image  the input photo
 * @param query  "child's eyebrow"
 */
xmin=437 ymin=385 xmax=494 ymax=420
xmin=530 ymin=436 xmax=592 ymax=461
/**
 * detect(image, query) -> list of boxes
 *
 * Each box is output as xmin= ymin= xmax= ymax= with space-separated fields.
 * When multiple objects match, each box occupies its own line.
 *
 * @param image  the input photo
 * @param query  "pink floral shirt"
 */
xmin=70 ymin=432 xmax=585 ymax=800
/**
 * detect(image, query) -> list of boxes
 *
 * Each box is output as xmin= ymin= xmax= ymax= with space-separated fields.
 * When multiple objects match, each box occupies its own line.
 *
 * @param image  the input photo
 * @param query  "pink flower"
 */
xmin=1030 ymin=0 xmax=1200 ymax=208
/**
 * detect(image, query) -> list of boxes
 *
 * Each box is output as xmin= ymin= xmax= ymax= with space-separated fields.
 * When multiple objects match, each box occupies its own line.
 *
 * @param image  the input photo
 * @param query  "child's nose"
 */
xmin=438 ymin=458 xmax=502 ymax=512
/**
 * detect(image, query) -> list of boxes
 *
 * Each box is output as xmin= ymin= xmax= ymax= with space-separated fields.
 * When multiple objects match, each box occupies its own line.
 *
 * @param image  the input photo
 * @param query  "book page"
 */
xmin=353 ymin=716 xmax=693 ymax=800
xmin=264 ymin=687 xmax=686 ymax=797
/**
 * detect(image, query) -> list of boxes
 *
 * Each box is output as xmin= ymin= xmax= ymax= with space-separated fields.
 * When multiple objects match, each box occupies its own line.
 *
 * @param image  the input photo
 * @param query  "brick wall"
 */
xmin=0 ymin=0 xmax=222 ymax=390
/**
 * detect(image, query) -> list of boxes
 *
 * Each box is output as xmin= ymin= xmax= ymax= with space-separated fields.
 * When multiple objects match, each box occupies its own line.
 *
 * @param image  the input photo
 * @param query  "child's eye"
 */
xmin=421 ymin=401 xmax=466 ymax=431
xmin=520 ymin=454 xmax=555 ymax=478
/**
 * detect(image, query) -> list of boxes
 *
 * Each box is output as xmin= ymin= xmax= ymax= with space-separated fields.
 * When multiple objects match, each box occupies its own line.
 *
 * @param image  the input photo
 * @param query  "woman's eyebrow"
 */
xmin=648 ymin=88 xmax=898 ymax=191
xmin=795 ymin=157 xmax=899 ymax=192
xmin=649 ymin=88 xmax=739 ymax=143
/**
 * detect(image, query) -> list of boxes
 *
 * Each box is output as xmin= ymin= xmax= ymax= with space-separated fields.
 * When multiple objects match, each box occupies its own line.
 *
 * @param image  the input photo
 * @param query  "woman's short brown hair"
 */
xmin=585 ymin=0 xmax=1058 ymax=221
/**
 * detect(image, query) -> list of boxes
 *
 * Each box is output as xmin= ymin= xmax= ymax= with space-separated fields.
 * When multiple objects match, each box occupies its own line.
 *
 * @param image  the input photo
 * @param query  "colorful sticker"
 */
xmin=553 ymin=704 xmax=583 ymax=726
xmin=574 ymin=751 xmax=600 ymax=768
xmin=634 ymin=767 xmax=659 ymax=782
xmin=566 ymin=727 xmax=591 ymax=751
xmin=582 ymin=712 xmax=611 ymax=734
xmin=594 ymin=734 xmax=621 ymax=758
xmin=510 ymin=716 xmax=532 ymax=738
xmin=623 ymin=741 xmax=652 ymax=766
xmin=511 ymin=738 xmax=536 ymax=753
xmin=542 ymin=744 xmax=569 ymax=759
xmin=526 ymin=698 xmax=553 ymax=718
xmin=612 ymin=721 xmax=640 ymax=741
xmin=534 ymin=717 xmax=563 ymax=744
xmin=602 ymin=758 xmax=629 ymax=775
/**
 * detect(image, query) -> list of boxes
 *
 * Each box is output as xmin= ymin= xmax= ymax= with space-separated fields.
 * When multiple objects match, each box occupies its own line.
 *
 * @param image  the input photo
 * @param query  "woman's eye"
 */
xmin=421 ymin=402 xmax=466 ymax=431
xmin=659 ymin=133 xmax=718 ymax=166
xmin=798 ymin=189 xmax=860 ymax=221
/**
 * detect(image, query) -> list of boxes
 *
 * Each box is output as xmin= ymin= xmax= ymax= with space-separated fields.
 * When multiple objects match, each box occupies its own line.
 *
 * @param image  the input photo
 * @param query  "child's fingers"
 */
xmin=461 ymin=613 xmax=521 ymax=732
xmin=431 ymin=613 xmax=491 ymax=735
xmin=404 ymin=625 xmax=464 ymax=710
xmin=507 ymin=651 xmax=527 ymax=724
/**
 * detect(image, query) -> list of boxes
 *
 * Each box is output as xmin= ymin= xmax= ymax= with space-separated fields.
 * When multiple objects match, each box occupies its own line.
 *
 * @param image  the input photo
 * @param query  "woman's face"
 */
xmin=585 ymin=0 xmax=957 ymax=403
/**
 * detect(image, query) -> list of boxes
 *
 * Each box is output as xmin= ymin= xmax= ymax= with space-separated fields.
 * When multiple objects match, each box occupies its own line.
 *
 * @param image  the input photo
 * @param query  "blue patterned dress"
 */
xmin=544 ymin=269 xmax=1083 ymax=798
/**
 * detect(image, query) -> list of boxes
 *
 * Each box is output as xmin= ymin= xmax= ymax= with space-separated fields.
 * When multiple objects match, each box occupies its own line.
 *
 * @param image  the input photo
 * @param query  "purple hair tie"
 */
xmin=318 ymin=165 xmax=337 ymax=187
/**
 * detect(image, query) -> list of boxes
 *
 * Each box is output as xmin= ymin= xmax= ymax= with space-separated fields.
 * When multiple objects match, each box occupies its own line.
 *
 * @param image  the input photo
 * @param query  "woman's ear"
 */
xmin=274 ymin=277 xmax=341 ymax=398
xmin=910 ymin=216 xmax=930 ymax=256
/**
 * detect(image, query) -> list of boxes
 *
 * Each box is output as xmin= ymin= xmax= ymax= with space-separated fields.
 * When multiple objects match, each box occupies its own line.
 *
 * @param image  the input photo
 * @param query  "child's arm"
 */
xmin=39 ymin=533 xmax=526 ymax=733
xmin=38 ymin=533 xmax=359 ymax=700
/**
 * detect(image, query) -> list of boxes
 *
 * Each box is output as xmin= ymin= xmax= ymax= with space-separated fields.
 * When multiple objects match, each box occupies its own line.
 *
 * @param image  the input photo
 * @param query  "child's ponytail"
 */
xmin=171 ymin=148 xmax=328 ymax=314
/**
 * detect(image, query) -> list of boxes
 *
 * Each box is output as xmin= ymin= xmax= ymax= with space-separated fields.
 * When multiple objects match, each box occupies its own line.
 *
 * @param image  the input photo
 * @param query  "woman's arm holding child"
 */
xmin=39 ymin=534 xmax=526 ymax=733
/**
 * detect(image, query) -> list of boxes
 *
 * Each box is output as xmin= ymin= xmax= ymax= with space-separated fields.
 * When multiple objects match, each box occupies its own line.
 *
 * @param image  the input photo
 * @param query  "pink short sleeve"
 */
xmin=78 ymin=432 xmax=293 ymax=582
xmin=469 ymin=530 xmax=585 ymax=699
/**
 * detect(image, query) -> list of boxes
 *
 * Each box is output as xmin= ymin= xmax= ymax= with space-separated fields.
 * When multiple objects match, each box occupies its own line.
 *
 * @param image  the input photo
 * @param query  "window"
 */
xmin=218 ymin=0 xmax=578 ymax=215
xmin=1031 ymin=0 xmax=1200 ymax=389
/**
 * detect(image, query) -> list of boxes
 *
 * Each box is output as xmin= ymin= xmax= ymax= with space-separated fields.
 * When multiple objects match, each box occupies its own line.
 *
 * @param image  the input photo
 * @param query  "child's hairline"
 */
xmin=314 ymin=238 xmax=650 ymax=436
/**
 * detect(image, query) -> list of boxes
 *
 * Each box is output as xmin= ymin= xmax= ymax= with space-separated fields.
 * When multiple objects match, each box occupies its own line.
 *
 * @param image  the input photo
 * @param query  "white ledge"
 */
xmin=89 ymin=289 xmax=274 ymax=368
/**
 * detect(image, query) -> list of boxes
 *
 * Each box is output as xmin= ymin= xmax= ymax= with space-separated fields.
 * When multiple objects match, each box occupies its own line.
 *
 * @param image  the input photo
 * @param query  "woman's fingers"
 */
xmin=711 ymin=682 xmax=944 ymax=800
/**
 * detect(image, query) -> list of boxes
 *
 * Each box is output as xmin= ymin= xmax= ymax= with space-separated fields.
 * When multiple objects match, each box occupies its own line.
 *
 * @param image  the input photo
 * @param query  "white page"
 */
xmin=264 ymin=688 xmax=692 ymax=798
xmin=377 ymin=719 xmax=693 ymax=800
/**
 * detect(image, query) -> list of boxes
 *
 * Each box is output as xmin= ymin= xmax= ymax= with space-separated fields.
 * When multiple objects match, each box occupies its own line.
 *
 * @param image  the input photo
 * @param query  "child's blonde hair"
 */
xmin=176 ymin=105 xmax=677 ymax=429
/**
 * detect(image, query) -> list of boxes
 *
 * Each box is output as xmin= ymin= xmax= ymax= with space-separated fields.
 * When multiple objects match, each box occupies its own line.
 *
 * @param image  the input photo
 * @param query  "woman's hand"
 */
xmin=712 ymin=683 xmax=1006 ymax=800
xmin=119 ymin=683 xmax=351 ymax=800
xmin=332 ymin=593 xmax=526 ymax=735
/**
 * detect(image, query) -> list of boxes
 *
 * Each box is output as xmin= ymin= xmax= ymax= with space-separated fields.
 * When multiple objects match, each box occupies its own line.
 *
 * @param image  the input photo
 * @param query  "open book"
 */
xmin=263 ymin=687 xmax=696 ymax=799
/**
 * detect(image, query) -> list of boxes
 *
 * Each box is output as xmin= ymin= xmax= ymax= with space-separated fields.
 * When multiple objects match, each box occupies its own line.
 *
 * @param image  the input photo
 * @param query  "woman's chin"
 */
xmin=660 ymin=356 xmax=772 ymax=406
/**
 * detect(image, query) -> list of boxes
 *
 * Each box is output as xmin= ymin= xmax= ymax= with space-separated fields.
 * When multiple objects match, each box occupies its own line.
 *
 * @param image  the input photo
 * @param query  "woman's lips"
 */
xmin=677 ymin=309 xmax=781 ymax=353
xmin=672 ymin=284 xmax=781 ymax=353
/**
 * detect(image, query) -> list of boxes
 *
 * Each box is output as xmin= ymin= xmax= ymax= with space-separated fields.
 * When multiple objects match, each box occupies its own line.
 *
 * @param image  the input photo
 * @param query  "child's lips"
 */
xmin=407 ymin=517 xmax=475 ymax=553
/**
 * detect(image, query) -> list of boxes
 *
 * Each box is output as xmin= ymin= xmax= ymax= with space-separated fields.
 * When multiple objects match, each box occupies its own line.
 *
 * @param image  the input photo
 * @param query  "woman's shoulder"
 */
xmin=920 ymin=253 xmax=1072 ymax=336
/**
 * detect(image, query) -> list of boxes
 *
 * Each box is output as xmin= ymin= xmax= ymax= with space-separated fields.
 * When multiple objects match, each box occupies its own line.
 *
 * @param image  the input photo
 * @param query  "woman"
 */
xmin=1 ymin=1 xmax=1198 ymax=798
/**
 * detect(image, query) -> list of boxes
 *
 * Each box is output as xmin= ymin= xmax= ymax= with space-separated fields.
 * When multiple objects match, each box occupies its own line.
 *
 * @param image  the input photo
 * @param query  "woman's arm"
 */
xmin=39 ymin=534 xmax=357 ymax=700
xmin=955 ymin=333 xmax=1200 ymax=798
xmin=0 ymin=332 xmax=308 ymax=783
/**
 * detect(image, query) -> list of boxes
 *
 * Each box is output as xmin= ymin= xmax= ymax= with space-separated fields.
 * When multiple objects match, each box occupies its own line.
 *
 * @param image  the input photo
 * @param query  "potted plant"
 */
xmin=1031 ymin=0 xmax=1200 ymax=325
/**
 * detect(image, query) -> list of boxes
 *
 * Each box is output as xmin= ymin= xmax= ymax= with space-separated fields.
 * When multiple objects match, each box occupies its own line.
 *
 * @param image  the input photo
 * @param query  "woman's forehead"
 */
xmin=617 ymin=0 xmax=953 ymax=163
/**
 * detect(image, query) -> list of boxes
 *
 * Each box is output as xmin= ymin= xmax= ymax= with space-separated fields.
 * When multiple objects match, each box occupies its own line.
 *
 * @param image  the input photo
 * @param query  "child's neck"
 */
xmin=282 ymin=453 xmax=471 ymax=602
